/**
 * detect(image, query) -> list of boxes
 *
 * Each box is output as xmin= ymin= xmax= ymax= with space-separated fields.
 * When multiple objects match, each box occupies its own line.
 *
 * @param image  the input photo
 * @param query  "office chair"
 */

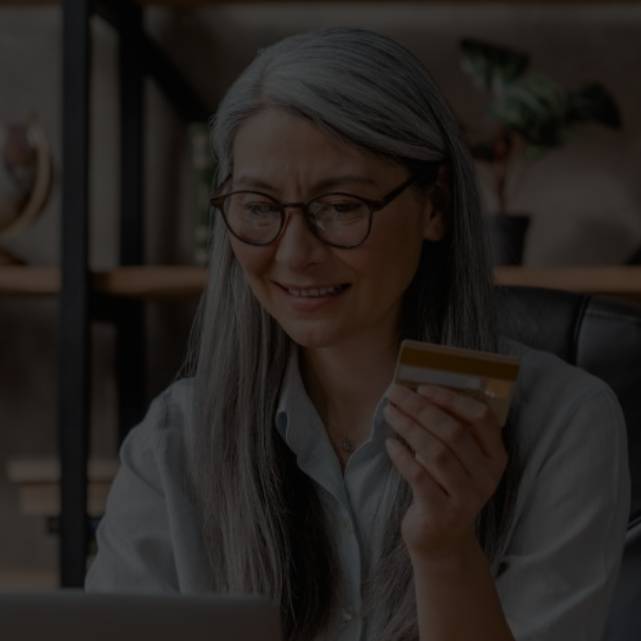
xmin=495 ymin=285 xmax=641 ymax=641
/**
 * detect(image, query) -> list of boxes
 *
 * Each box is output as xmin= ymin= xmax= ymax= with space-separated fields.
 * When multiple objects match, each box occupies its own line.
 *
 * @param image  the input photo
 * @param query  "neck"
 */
xmin=299 ymin=333 xmax=399 ymax=441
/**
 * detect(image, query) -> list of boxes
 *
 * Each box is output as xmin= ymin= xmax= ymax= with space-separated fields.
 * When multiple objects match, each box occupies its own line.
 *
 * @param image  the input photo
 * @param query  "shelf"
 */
xmin=9 ymin=483 xmax=112 ymax=518
xmin=0 ymin=265 xmax=206 ymax=299
xmin=0 ymin=570 xmax=58 ymax=591
xmin=6 ymin=458 xmax=118 ymax=518
xmin=6 ymin=458 xmax=119 ymax=483
xmin=92 ymin=265 xmax=206 ymax=299
xmin=494 ymin=265 xmax=641 ymax=302
xmin=0 ymin=267 xmax=60 ymax=296
xmin=1 ymin=265 xmax=641 ymax=300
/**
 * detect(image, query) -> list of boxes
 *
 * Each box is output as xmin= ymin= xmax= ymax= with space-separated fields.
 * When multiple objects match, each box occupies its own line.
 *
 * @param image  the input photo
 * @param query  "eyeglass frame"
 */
xmin=209 ymin=164 xmax=440 ymax=249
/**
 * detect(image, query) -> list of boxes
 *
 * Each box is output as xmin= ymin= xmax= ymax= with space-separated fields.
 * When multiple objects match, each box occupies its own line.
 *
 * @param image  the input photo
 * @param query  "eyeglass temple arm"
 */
xmin=373 ymin=163 xmax=441 ymax=209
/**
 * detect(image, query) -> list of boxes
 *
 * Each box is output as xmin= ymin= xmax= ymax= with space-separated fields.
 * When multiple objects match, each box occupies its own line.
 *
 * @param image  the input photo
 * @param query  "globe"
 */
xmin=0 ymin=119 xmax=53 ymax=265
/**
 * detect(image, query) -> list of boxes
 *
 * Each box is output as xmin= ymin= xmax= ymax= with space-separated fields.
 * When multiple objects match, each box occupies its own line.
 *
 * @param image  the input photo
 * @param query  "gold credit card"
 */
xmin=393 ymin=339 xmax=521 ymax=427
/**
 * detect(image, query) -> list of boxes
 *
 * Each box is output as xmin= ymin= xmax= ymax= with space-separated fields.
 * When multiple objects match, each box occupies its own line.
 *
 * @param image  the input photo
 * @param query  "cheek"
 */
xmin=360 ymin=231 xmax=423 ymax=296
xmin=230 ymin=239 xmax=271 ymax=278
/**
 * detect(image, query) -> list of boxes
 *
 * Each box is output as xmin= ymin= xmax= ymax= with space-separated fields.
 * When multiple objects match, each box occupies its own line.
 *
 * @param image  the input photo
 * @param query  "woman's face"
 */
xmin=227 ymin=106 xmax=445 ymax=348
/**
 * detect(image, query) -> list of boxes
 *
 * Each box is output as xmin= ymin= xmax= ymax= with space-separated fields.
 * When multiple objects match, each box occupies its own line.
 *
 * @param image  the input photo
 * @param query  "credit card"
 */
xmin=392 ymin=339 xmax=520 ymax=427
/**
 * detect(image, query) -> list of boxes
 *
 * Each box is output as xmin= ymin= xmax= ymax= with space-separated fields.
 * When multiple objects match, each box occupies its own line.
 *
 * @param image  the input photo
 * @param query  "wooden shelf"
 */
xmin=1 ymin=265 xmax=641 ymax=300
xmin=92 ymin=265 xmax=206 ymax=299
xmin=0 ymin=570 xmax=58 ymax=590
xmin=494 ymin=266 xmax=641 ymax=302
xmin=6 ymin=458 xmax=119 ymax=483
xmin=0 ymin=267 xmax=60 ymax=296
xmin=0 ymin=265 xmax=206 ymax=299
xmin=6 ymin=458 xmax=118 ymax=518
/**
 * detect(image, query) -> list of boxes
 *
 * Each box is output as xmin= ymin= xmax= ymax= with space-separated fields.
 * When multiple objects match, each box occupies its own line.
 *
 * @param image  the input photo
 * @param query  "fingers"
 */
xmin=385 ymin=436 xmax=449 ymax=508
xmin=416 ymin=384 xmax=500 ymax=460
xmin=384 ymin=401 xmax=474 ymax=500
xmin=384 ymin=384 xmax=505 ymax=498
xmin=387 ymin=383 xmax=504 ymax=463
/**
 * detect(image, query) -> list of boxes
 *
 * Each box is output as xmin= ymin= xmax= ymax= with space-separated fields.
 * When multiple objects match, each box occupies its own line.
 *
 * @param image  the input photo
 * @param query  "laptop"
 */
xmin=0 ymin=590 xmax=282 ymax=641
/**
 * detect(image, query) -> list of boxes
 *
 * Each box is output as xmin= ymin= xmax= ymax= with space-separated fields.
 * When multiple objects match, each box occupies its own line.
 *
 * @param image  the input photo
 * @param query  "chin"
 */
xmin=281 ymin=323 xmax=345 ymax=349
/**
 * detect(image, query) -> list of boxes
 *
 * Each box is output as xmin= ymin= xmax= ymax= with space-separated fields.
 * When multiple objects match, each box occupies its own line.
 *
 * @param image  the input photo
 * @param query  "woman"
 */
xmin=85 ymin=26 xmax=630 ymax=641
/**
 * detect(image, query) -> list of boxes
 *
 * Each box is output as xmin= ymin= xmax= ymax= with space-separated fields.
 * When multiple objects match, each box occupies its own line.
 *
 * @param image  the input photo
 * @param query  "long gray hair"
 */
xmin=179 ymin=26 xmax=522 ymax=641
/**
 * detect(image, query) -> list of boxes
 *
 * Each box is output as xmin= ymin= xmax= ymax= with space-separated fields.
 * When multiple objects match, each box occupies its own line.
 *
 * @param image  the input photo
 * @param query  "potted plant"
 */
xmin=459 ymin=38 xmax=622 ymax=264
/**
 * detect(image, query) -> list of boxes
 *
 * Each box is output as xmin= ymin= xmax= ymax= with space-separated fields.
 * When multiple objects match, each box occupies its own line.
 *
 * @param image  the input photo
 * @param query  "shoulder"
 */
xmin=497 ymin=335 xmax=626 ymax=465
xmin=498 ymin=334 xmax=620 ymax=410
xmin=118 ymin=376 xmax=195 ymax=479
xmin=493 ymin=338 xmax=630 ymax=636
xmin=134 ymin=376 xmax=193 ymax=435
xmin=86 ymin=375 xmax=206 ymax=591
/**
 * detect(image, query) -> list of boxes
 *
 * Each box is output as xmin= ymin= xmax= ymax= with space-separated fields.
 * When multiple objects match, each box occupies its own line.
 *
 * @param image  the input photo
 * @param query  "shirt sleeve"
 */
xmin=84 ymin=391 xmax=179 ymax=592
xmin=495 ymin=385 xmax=631 ymax=641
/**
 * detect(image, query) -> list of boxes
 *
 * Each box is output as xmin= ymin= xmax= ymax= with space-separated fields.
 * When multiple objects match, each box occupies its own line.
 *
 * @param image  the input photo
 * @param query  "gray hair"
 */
xmin=179 ymin=26 xmax=521 ymax=641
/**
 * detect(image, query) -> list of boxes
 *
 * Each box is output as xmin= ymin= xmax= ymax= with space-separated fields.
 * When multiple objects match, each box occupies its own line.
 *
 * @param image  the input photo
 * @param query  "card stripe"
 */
xmin=396 ymin=365 xmax=486 ymax=391
xmin=399 ymin=343 xmax=519 ymax=381
xmin=393 ymin=340 xmax=521 ymax=428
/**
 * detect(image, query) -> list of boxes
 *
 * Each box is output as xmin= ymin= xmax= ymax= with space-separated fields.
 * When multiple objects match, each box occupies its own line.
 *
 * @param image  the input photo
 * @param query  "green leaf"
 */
xmin=508 ymin=74 xmax=566 ymax=118
xmin=460 ymin=38 xmax=529 ymax=92
xmin=491 ymin=74 xmax=568 ymax=147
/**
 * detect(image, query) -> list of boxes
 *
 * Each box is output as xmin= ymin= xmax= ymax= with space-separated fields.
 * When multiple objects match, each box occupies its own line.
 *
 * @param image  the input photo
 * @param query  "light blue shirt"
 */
xmin=85 ymin=336 xmax=630 ymax=641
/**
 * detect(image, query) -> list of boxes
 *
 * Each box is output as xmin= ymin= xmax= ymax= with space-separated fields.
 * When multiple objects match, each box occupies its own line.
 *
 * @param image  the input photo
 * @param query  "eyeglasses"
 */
xmin=209 ymin=168 xmax=437 ymax=249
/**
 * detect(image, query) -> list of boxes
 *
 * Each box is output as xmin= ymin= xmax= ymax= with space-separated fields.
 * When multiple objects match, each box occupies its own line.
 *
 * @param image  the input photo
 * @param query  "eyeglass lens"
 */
xmin=222 ymin=192 xmax=371 ymax=247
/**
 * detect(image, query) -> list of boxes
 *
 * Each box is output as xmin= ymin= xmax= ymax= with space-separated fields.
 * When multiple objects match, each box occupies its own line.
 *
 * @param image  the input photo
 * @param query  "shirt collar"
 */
xmin=275 ymin=342 xmax=304 ymax=442
xmin=275 ymin=342 xmax=394 ymax=454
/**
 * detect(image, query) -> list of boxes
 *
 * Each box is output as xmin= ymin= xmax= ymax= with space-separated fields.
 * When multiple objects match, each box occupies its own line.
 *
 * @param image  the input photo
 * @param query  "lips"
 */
xmin=276 ymin=282 xmax=350 ymax=291
xmin=276 ymin=281 xmax=351 ymax=310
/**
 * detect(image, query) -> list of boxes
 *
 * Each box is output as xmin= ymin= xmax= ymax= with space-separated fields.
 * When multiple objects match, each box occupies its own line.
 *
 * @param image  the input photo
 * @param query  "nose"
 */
xmin=274 ymin=205 xmax=325 ymax=261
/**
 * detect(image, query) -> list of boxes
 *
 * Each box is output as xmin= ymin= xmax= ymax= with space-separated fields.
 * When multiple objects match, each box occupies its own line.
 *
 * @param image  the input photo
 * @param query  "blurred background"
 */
xmin=1 ymin=1 xmax=640 ymax=589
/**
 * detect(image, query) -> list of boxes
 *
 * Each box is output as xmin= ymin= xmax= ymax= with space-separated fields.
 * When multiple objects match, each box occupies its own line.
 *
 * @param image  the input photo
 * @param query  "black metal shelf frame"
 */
xmin=58 ymin=0 xmax=210 ymax=587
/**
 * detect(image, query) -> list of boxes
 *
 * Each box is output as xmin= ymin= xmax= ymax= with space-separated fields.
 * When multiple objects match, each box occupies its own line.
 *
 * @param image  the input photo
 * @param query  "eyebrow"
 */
xmin=234 ymin=174 xmax=378 ymax=193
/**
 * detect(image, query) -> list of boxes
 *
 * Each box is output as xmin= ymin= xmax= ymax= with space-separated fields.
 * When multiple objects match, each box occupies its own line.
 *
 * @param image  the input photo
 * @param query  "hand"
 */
xmin=383 ymin=382 xmax=508 ymax=562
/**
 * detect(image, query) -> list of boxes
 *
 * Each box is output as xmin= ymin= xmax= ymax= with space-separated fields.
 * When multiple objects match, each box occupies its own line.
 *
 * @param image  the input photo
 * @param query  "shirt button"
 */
xmin=341 ymin=608 xmax=354 ymax=622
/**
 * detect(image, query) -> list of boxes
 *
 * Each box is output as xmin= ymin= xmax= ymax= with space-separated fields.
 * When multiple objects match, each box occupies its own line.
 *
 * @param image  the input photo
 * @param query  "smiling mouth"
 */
xmin=274 ymin=282 xmax=352 ymax=299
xmin=275 ymin=282 xmax=351 ymax=292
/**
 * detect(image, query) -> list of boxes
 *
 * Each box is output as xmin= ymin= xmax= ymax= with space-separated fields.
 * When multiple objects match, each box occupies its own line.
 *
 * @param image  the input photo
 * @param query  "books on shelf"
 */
xmin=189 ymin=122 xmax=216 ymax=267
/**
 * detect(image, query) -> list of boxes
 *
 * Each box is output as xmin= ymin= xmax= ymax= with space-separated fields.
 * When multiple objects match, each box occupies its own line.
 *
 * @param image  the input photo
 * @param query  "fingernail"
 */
xmin=418 ymin=384 xmax=438 ymax=396
xmin=386 ymin=438 xmax=400 ymax=451
xmin=386 ymin=383 xmax=406 ymax=399
xmin=383 ymin=403 xmax=397 ymax=417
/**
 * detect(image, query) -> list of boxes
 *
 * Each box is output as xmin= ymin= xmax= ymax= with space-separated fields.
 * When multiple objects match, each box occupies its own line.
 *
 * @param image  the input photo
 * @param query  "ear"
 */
xmin=422 ymin=164 xmax=449 ymax=242
xmin=423 ymin=206 xmax=446 ymax=241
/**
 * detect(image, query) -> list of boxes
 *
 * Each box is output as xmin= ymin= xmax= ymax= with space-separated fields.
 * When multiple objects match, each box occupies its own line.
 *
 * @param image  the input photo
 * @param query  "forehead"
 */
xmin=231 ymin=107 xmax=402 ymax=184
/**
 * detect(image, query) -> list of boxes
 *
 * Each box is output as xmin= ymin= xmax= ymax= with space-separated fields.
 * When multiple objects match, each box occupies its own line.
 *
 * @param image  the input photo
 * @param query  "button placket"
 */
xmin=341 ymin=608 xmax=354 ymax=622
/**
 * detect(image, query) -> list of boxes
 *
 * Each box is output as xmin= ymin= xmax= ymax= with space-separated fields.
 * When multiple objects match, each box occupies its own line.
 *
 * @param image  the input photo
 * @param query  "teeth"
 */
xmin=287 ymin=285 xmax=345 ymax=297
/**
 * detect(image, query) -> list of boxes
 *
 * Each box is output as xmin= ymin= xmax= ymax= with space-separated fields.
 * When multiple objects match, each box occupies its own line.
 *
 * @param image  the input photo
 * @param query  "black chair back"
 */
xmin=496 ymin=285 xmax=641 ymax=641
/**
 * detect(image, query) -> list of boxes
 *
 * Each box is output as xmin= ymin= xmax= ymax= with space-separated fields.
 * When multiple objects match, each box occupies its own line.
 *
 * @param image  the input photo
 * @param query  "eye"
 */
xmin=311 ymin=196 xmax=369 ymax=221
xmin=246 ymin=202 xmax=279 ymax=215
xmin=232 ymin=194 xmax=279 ymax=216
xmin=332 ymin=202 xmax=361 ymax=213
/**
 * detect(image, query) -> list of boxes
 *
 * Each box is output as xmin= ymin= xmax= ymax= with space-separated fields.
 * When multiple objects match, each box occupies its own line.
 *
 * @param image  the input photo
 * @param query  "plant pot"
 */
xmin=486 ymin=213 xmax=531 ymax=265
xmin=625 ymin=244 xmax=641 ymax=264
